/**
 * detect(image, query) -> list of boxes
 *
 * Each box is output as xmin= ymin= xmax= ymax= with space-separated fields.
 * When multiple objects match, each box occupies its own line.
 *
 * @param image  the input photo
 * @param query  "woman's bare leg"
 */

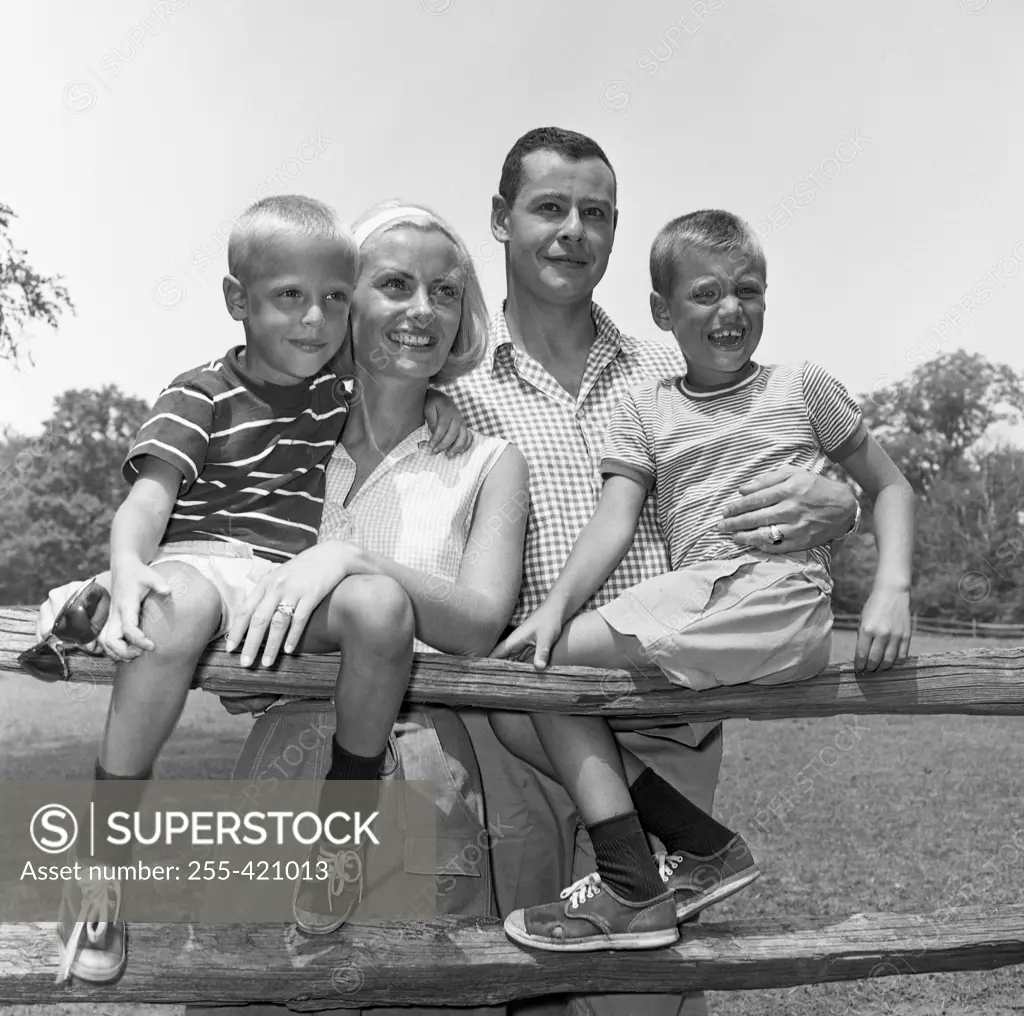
xmin=290 ymin=574 xmax=415 ymax=933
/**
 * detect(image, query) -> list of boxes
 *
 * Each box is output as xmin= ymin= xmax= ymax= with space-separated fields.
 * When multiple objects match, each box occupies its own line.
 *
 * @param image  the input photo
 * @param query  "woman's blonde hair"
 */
xmin=350 ymin=200 xmax=489 ymax=385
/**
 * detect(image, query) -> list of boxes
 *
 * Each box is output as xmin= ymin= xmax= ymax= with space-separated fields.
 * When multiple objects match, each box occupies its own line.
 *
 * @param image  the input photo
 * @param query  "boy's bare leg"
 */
xmin=498 ymin=605 xmax=746 ymax=887
xmin=57 ymin=564 xmax=221 ymax=985
xmin=491 ymin=712 xmax=648 ymax=785
xmin=529 ymin=715 xmax=633 ymax=826
xmin=99 ymin=563 xmax=221 ymax=775
xmin=550 ymin=609 xmax=744 ymax=856
xmin=547 ymin=608 xmax=651 ymax=672
xmin=498 ymin=617 xmax=671 ymax=921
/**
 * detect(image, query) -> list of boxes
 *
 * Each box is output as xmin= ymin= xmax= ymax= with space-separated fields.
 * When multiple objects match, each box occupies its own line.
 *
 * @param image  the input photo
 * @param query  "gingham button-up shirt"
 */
xmin=443 ymin=303 xmax=686 ymax=626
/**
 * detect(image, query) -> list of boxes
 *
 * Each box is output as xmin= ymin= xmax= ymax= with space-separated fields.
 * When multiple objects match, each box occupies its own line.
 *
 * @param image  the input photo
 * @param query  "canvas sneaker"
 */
xmin=503 ymin=872 xmax=679 ymax=952
xmin=55 ymin=864 xmax=126 ymax=984
xmin=656 ymin=834 xmax=761 ymax=922
xmin=293 ymin=839 xmax=366 ymax=935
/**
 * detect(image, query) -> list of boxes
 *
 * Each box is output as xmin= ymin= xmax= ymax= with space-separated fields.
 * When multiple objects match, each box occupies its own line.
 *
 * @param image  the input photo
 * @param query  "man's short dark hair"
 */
xmin=498 ymin=127 xmax=616 ymax=208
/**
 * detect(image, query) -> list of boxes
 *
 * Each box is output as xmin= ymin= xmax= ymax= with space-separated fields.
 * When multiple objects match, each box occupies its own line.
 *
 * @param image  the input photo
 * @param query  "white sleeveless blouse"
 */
xmin=318 ymin=424 xmax=511 ymax=652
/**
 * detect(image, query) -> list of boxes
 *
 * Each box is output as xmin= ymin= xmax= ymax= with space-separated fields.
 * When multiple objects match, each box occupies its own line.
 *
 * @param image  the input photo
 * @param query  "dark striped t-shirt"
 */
xmin=601 ymin=361 xmax=867 ymax=573
xmin=123 ymin=346 xmax=350 ymax=562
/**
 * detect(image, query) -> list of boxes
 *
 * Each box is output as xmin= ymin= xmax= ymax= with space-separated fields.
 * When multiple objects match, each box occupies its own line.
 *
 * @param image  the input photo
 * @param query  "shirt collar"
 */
xmin=332 ymin=423 xmax=431 ymax=469
xmin=487 ymin=301 xmax=638 ymax=373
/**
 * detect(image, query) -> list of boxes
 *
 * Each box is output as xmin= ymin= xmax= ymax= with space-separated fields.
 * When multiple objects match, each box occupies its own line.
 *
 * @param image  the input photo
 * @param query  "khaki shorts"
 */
xmin=151 ymin=540 xmax=278 ymax=640
xmin=597 ymin=549 xmax=833 ymax=692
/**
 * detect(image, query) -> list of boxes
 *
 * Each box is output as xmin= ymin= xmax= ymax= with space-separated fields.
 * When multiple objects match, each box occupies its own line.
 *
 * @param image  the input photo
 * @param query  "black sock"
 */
xmin=85 ymin=759 xmax=152 ymax=865
xmin=317 ymin=737 xmax=385 ymax=843
xmin=630 ymin=767 xmax=736 ymax=857
xmin=588 ymin=811 xmax=665 ymax=903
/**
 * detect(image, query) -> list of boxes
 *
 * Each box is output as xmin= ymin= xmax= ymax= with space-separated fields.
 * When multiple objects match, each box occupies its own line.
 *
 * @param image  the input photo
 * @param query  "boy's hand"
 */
xmin=100 ymin=559 xmax=172 ymax=663
xmin=855 ymin=587 xmax=912 ymax=672
xmin=424 ymin=389 xmax=473 ymax=458
xmin=491 ymin=604 xmax=566 ymax=670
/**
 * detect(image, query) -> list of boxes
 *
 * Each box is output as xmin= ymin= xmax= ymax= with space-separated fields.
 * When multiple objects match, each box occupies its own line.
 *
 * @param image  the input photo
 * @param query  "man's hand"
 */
xmin=99 ymin=559 xmax=172 ymax=662
xmin=717 ymin=466 xmax=857 ymax=553
xmin=490 ymin=604 xmax=566 ymax=670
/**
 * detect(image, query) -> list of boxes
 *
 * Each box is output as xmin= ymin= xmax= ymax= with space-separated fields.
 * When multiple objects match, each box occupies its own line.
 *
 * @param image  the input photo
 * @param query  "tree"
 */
xmin=0 ymin=387 xmax=150 ymax=604
xmin=0 ymin=203 xmax=75 ymax=366
xmin=860 ymin=351 xmax=1024 ymax=494
xmin=845 ymin=351 xmax=1024 ymax=623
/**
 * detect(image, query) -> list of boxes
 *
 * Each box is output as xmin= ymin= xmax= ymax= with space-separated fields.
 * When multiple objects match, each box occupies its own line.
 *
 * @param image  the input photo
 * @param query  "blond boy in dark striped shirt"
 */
xmin=51 ymin=194 xmax=468 ymax=985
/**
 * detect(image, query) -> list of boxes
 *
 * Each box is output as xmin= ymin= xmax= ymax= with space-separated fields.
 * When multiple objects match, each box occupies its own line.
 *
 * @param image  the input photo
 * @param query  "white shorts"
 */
xmin=597 ymin=550 xmax=833 ymax=691
xmin=151 ymin=541 xmax=278 ymax=640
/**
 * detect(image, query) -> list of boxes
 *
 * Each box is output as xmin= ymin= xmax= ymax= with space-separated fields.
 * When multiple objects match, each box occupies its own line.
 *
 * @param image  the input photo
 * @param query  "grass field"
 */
xmin=2 ymin=631 xmax=1022 ymax=1015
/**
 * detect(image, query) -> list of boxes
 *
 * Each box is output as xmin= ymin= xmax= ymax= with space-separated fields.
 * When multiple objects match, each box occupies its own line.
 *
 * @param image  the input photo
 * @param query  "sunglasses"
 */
xmin=18 ymin=578 xmax=110 ymax=683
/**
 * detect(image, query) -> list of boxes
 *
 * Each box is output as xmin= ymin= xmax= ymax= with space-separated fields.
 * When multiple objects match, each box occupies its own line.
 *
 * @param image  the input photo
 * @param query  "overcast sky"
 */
xmin=2 ymin=0 xmax=1022 ymax=437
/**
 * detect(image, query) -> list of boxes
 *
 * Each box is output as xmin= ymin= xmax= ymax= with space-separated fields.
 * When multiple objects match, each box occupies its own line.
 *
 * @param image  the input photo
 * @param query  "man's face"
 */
xmin=495 ymin=150 xmax=617 ymax=306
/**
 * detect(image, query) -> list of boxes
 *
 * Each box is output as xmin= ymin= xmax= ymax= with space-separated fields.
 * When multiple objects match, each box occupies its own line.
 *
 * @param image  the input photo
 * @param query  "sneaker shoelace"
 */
xmin=559 ymin=871 xmax=602 ymax=909
xmin=655 ymin=851 xmax=682 ymax=883
xmin=55 ymin=878 xmax=121 ymax=984
xmin=319 ymin=845 xmax=363 ymax=911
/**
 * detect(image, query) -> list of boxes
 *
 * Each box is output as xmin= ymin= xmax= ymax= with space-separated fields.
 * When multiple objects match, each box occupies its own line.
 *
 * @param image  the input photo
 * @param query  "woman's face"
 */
xmin=351 ymin=225 xmax=465 ymax=383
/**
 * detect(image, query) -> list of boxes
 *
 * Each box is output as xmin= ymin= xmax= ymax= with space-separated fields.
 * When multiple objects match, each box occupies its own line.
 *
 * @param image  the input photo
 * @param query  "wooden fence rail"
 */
xmin=832 ymin=612 xmax=1024 ymax=639
xmin=1 ymin=605 xmax=1022 ymax=1006
xmin=2 ymin=907 xmax=1023 ymax=1007
xmin=4 ymin=607 xmax=1024 ymax=722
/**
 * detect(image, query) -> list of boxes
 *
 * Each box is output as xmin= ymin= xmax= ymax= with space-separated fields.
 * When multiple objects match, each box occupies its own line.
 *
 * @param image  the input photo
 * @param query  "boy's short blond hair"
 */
xmin=350 ymin=200 xmax=488 ymax=385
xmin=650 ymin=209 xmax=766 ymax=298
xmin=227 ymin=195 xmax=357 ymax=287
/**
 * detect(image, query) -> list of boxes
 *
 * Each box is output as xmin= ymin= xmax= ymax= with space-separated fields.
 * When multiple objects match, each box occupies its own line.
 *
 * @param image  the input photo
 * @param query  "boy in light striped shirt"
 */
xmin=493 ymin=209 xmax=916 ymax=953
xmin=52 ymin=194 xmax=468 ymax=985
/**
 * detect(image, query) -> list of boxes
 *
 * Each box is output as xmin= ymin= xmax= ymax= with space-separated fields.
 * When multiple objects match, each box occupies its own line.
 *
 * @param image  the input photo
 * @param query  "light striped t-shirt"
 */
xmin=123 ymin=346 xmax=349 ymax=563
xmin=601 ymin=361 xmax=867 ymax=573
xmin=318 ymin=424 xmax=511 ymax=652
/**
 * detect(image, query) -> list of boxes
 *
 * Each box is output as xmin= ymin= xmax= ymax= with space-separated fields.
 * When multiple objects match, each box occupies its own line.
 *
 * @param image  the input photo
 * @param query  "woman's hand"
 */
xmin=226 ymin=541 xmax=373 ymax=668
xmin=717 ymin=466 xmax=857 ymax=552
xmin=424 ymin=389 xmax=474 ymax=457
xmin=856 ymin=587 xmax=912 ymax=672
xmin=490 ymin=604 xmax=567 ymax=670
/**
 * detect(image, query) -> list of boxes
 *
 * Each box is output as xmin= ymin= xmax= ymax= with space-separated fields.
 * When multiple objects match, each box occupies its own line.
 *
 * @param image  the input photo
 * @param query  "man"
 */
xmin=446 ymin=126 xmax=858 ymax=1016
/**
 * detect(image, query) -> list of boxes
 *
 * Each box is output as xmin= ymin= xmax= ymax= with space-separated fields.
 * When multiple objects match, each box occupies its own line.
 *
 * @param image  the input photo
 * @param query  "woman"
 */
xmin=35 ymin=201 xmax=529 ymax=1013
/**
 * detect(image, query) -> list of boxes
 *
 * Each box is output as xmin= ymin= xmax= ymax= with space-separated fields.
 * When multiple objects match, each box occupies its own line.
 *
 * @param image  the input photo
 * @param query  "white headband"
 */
xmin=352 ymin=206 xmax=434 ymax=247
